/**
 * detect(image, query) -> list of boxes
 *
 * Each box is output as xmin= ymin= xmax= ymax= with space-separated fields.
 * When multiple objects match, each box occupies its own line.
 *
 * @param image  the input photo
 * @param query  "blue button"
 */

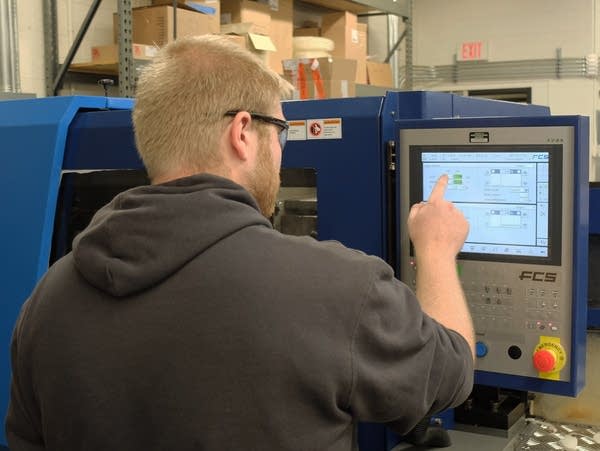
xmin=476 ymin=341 xmax=488 ymax=358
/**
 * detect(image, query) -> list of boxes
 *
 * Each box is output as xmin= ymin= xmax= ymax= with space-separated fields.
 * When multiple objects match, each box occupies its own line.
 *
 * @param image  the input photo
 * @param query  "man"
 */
xmin=6 ymin=35 xmax=474 ymax=451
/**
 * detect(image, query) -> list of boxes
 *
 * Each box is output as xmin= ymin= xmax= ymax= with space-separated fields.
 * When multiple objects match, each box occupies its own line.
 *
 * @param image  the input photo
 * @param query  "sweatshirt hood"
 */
xmin=72 ymin=173 xmax=271 ymax=297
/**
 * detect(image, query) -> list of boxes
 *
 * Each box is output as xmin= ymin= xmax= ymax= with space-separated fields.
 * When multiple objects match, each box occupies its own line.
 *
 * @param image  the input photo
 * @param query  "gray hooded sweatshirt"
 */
xmin=6 ymin=174 xmax=473 ymax=451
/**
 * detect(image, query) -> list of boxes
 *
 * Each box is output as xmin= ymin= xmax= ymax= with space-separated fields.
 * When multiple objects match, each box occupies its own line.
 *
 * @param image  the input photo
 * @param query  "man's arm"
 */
xmin=6 ymin=301 xmax=44 ymax=451
xmin=407 ymin=174 xmax=475 ymax=359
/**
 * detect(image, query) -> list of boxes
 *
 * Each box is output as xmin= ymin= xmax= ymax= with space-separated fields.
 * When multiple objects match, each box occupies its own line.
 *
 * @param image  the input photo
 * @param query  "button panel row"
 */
xmin=406 ymin=263 xmax=565 ymax=336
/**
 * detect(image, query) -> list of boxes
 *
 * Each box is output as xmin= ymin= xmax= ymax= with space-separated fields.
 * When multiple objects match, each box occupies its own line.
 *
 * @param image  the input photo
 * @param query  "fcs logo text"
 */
xmin=518 ymin=271 xmax=557 ymax=283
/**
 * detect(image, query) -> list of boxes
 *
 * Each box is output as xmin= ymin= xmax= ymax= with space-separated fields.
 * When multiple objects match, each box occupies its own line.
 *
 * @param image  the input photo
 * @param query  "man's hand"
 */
xmin=406 ymin=174 xmax=475 ymax=359
xmin=407 ymin=174 xmax=469 ymax=260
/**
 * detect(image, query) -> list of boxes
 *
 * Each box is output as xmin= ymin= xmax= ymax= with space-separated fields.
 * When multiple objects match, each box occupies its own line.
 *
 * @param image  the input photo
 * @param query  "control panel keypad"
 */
xmin=524 ymin=286 xmax=560 ymax=332
xmin=467 ymin=284 xmax=515 ymax=333
xmin=467 ymin=284 xmax=561 ymax=334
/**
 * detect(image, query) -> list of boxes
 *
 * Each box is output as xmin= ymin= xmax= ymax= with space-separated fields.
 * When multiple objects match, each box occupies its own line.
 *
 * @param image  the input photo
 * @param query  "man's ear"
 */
xmin=228 ymin=111 xmax=253 ymax=162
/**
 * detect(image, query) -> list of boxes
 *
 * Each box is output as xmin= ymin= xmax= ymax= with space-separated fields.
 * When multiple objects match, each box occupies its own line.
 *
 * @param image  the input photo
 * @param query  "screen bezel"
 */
xmin=408 ymin=144 xmax=562 ymax=265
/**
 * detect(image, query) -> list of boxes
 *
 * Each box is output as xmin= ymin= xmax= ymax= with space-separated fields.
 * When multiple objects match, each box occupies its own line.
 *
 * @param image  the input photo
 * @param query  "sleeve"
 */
xmin=5 ymin=299 xmax=45 ymax=451
xmin=347 ymin=260 xmax=474 ymax=434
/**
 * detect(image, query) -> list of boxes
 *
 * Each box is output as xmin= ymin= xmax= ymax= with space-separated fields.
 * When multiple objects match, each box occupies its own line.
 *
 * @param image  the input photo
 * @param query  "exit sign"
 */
xmin=456 ymin=41 xmax=489 ymax=61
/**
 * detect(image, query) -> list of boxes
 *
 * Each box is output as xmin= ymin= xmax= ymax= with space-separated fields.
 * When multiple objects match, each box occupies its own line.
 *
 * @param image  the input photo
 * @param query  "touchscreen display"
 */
xmin=409 ymin=146 xmax=561 ymax=264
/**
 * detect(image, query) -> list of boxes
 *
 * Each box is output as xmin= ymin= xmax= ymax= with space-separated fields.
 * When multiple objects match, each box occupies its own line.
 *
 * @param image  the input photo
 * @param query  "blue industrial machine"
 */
xmin=589 ymin=183 xmax=600 ymax=327
xmin=0 ymin=96 xmax=139 ymax=450
xmin=0 ymin=92 xmax=594 ymax=450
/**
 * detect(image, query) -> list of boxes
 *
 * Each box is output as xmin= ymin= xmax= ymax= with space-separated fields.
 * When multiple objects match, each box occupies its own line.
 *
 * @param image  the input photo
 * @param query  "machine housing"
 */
xmin=0 ymin=92 xmax=592 ymax=450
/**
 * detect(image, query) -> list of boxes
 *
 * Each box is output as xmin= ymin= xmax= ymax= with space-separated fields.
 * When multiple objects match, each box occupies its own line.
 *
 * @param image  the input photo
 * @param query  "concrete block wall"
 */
xmin=411 ymin=0 xmax=600 ymax=180
xmin=412 ymin=0 xmax=595 ymax=65
xmin=17 ymin=2 xmax=45 ymax=96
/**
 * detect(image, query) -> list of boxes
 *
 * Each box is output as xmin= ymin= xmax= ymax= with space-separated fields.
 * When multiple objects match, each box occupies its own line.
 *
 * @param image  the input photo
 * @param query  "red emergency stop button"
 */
xmin=533 ymin=348 xmax=557 ymax=372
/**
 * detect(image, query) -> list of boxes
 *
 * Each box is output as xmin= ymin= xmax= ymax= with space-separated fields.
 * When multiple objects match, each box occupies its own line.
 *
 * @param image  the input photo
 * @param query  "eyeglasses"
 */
xmin=224 ymin=110 xmax=289 ymax=150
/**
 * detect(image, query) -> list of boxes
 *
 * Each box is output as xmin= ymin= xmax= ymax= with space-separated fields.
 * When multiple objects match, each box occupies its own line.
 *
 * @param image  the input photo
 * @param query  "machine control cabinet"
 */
xmin=397 ymin=117 xmax=589 ymax=396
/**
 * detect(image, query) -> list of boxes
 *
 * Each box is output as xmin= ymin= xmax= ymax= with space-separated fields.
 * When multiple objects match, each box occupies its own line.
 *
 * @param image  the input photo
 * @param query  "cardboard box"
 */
xmin=293 ymin=27 xmax=320 ymax=37
xmin=152 ymin=0 xmax=219 ymax=11
xmin=151 ymin=0 xmax=220 ymax=32
xmin=321 ymin=11 xmax=367 ymax=84
xmin=220 ymin=0 xmax=270 ymax=35
xmin=355 ymin=22 xmax=367 ymax=84
xmin=293 ymin=0 xmax=370 ymax=14
xmin=221 ymin=22 xmax=265 ymax=35
xmin=91 ymin=43 xmax=158 ymax=64
xmin=282 ymin=57 xmax=356 ymax=99
xmin=366 ymin=61 xmax=393 ymax=87
xmin=223 ymin=32 xmax=276 ymax=66
xmin=113 ymin=5 xmax=219 ymax=47
xmin=267 ymin=0 xmax=293 ymax=75
xmin=151 ymin=0 xmax=220 ymax=17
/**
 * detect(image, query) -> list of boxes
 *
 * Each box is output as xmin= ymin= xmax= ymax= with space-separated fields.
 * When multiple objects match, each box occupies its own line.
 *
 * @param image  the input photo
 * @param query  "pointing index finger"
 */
xmin=428 ymin=174 xmax=449 ymax=202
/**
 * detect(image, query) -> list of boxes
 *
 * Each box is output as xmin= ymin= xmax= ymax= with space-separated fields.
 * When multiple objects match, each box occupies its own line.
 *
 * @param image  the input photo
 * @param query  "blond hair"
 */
xmin=133 ymin=35 xmax=293 ymax=180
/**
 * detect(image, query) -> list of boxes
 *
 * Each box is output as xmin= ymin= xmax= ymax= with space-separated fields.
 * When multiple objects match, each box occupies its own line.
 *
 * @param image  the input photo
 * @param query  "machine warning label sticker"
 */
xmin=287 ymin=120 xmax=307 ymax=141
xmin=287 ymin=118 xmax=343 ymax=141
xmin=307 ymin=118 xmax=342 ymax=140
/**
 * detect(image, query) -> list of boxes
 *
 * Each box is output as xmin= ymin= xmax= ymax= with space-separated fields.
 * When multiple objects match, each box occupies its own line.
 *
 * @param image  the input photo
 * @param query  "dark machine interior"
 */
xmin=50 ymin=168 xmax=318 ymax=264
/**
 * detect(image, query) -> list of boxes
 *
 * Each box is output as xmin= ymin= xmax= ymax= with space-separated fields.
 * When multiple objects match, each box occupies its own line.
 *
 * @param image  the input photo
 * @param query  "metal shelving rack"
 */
xmin=43 ymin=0 xmax=413 ymax=97
xmin=299 ymin=0 xmax=409 ymax=16
xmin=43 ymin=0 xmax=59 ymax=97
xmin=44 ymin=0 xmax=135 ymax=97
xmin=117 ymin=0 xmax=135 ymax=98
xmin=298 ymin=0 xmax=413 ymax=90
